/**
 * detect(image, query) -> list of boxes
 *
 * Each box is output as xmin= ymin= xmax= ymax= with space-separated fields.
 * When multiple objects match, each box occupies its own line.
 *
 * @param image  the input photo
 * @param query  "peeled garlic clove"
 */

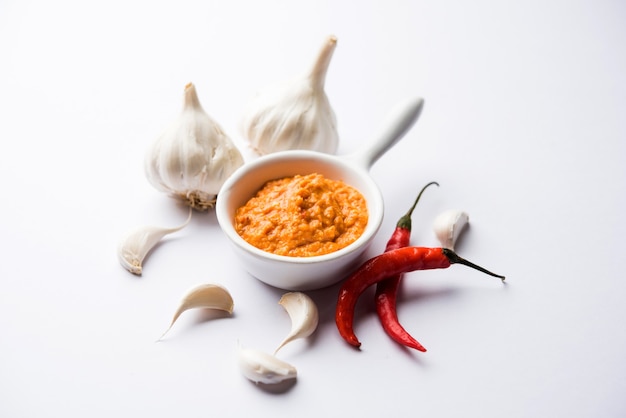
xmin=159 ymin=283 xmax=234 ymax=340
xmin=274 ymin=292 xmax=319 ymax=354
xmin=241 ymin=35 xmax=339 ymax=155
xmin=433 ymin=210 xmax=469 ymax=250
xmin=145 ymin=83 xmax=244 ymax=211
xmin=238 ymin=346 xmax=297 ymax=384
xmin=117 ymin=210 xmax=191 ymax=275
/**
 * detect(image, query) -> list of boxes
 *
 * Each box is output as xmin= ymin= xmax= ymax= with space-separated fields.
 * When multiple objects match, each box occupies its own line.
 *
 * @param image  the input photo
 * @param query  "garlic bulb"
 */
xmin=238 ymin=345 xmax=297 ymax=384
xmin=117 ymin=210 xmax=192 ymax=275
xmin=158 ymin=283 xmax=234 ymax=340
xmin=145 ymin=83 xmax=244 ymax=210
xmin=241 ymin=35 xmax=339 ymax=155
xmin=275 ymin=292 xmax=319 ymax=354
xmin=433 ymin=210 xmax=469 ymax=250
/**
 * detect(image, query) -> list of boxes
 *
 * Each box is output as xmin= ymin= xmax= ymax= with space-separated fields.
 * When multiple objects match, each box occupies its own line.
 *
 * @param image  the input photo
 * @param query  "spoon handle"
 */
xmin=348 ymin=97 xmax=424 ymax=171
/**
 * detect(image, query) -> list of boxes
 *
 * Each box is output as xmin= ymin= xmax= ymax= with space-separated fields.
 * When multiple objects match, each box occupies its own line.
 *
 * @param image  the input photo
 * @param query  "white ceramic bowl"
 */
xmin=216 ymin=97 xmax=425 ymax=290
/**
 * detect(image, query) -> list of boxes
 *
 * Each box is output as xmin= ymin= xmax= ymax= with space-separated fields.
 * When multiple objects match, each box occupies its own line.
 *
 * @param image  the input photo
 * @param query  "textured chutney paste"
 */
xmin=234 ymin=173 xmax=368 ymax=257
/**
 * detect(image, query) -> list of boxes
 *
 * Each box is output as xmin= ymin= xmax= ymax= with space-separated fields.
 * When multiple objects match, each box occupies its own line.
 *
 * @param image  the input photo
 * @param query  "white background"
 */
xmin=1 ymin=1 xmax=624 ymax=417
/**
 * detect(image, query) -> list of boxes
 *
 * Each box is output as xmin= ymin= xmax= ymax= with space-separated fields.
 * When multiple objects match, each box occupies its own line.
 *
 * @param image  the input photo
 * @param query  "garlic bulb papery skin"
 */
xmin=238 ymin=345 xmax=297 ymax=385
xmin=158 ymin=283 xmax=234 ymax=340
xmin=274 ymin=292 xmax=319 ymax=354
xmin=117 ymin=210 xmax=192 ymax=275
xmin=145 ymin=83 xmax=244 ymax=211
xmin=433 ymin=210 xmax=469 ymax=251
xmin=240 ymin=35 xmax=339 ymax=155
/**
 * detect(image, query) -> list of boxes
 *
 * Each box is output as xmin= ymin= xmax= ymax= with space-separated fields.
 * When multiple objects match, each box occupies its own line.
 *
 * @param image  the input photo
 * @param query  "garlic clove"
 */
xmin=274 ymin=292 xmax=319 ymax=354
xmin=433 ymin=210 xmax=469 ymax=251
xmin=145 ymin=83 xmax=244 ymax=211
xmin=238 ymin=345 xmax=297 ymax=384
xmin=241 ymin=35 xmax=339 ymax=155
xmin=117 ymin=210 xmax=192 ymax=275
xmin=158 ymin=283 xmax=234 ymax=340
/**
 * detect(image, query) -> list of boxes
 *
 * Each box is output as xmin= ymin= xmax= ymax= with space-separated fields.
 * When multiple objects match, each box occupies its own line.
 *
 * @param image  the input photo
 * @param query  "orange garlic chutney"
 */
xmin=234 ymin=173 xmax=368 ymax=257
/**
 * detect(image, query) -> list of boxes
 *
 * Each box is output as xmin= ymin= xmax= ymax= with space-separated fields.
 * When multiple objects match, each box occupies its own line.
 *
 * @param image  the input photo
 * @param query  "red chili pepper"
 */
xmin=336 ymin=247 xmax=505 ymax=348
xmin=375 ymin=181 xmax=438 ymax=352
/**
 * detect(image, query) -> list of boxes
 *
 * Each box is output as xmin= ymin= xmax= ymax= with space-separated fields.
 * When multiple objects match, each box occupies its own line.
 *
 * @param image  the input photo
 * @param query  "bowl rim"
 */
xmin=215 ymin=150 xmax=384 ymax=265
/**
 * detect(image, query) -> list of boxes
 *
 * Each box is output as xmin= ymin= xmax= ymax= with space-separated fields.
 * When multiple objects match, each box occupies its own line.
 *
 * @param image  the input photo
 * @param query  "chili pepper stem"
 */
xmin=442 ymin=248 xmax=505 ymax=281
xmin=396 ymin=181 xmax=439 ymax=230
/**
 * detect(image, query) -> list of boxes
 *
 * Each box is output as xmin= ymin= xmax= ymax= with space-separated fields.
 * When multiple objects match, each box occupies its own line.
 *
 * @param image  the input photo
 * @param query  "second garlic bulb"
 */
xmin=145 ymin=83 xmax=244 ymax=210
xmin=240 ymin=35 xmax=339 ymax=155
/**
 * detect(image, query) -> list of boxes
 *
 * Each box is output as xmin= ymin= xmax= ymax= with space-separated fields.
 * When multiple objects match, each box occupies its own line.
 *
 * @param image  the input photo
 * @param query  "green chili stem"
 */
xmin=396 ymin=181 xmax=439 ymax=230
xmin=442 ymin=248 xmax=506 ymax=281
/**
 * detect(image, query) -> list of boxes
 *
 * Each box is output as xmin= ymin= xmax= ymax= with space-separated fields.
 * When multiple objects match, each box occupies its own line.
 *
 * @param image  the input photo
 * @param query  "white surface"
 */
xmin=1 ymin=0 xmax=624 ymax=417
